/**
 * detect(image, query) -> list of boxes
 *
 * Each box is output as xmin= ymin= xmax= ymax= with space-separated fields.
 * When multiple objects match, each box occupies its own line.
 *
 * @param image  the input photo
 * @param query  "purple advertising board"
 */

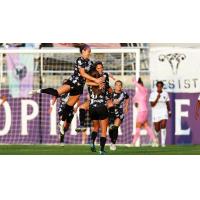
xmin=0 ymin=89 xmax=200 ymax=144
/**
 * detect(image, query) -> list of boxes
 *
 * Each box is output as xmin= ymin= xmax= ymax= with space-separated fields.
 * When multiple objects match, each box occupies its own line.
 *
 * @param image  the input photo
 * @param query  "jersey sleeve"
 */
xmin=149 ymin=92 xmax=156 ymax=102
xmin=76 ymin=57 xmax=85 ymax=69
xmin=165 ymin=92 xmax=170 ymax=102
xmin=105 ymin=90 xmax=112 ymax=101
xmin=104 ymin=73 xmax=110 ymax=89
xmin=124 ymin=91 xmax=129 ymax=99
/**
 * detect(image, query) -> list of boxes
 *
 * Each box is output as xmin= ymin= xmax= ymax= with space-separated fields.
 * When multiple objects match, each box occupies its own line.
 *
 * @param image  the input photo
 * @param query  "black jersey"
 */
xmin=88 ymin=86 xmax=109 ymax=108
xmin=112 ymin=90 xmax=129 ymax=110
xmin=100 ymin=72 xmax=110 ymax=90
xmin=68 ymin=57 xmax=93 ymax=87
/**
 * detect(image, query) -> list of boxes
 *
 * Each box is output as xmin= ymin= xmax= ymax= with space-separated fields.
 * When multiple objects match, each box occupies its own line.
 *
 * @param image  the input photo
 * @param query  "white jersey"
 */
xmin=149 ymin=90 xmax=170 ymax=122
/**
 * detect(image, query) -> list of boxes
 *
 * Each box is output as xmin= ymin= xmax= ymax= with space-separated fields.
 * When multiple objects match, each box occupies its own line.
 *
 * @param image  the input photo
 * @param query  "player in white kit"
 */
xmin=149 ymin=81 xmax=171 ymax=147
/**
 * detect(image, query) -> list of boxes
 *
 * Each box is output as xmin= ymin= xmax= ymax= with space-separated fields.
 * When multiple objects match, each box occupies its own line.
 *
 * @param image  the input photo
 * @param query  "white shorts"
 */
xmin=152 ymin=111 xmax=168 ymax=123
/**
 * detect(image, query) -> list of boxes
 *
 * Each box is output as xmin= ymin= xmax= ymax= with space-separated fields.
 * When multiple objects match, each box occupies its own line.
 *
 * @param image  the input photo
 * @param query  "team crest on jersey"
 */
xmin=14 ymin=63 xmax=27 ymax=80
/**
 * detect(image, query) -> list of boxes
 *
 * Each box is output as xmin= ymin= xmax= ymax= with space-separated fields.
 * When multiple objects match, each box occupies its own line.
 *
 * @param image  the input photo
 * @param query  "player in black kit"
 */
xmin=29 ymin=44 xmax=103 ymax=133
xmin=76 ymin=61 xmax=115 ymax=132
xmin=109 ymin=80 xmax=129 ymax=151
xmin=87 ymin=69 xmax=110 ymax=155
xmin=49 ymin=79 xmax=79 ymax=146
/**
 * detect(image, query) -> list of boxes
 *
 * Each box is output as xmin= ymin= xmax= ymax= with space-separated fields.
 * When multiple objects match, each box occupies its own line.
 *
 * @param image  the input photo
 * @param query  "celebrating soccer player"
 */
xmin=108 ymin=80 xmax=129 ymax=151
xmin=87 ymin=69 xmax=109 ymax=155
xmin=49 ymin=79 xmax=80 ymax=146
xmin=29 ymin=44 xmax=103 ymax=134
xmin=76 ymin=61 xmax=115 ymax=132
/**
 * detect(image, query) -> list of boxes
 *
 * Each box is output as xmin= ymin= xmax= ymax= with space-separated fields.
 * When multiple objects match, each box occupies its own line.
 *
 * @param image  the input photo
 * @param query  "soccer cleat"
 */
xmin=80 ymin=127 xmax=87 ymax=132
xmin=110 ymin=143 xmax=117 ymax=151
xmin=90 ymin=145 xmax=96 ymax=152
xmin=99 ymin=150 xmax=106 ymax=155
xmin=28 ymin=89 xmax=40 ymax=96
xmin=60 ymin=142 xmax=64 ymax=147
xmin=112 ymin=144 xmax=116 ymax=151
xmin=152 ymin=142 xmax=159 ymax=147
xmin=75 ymin=126 xmax=87 ymax=133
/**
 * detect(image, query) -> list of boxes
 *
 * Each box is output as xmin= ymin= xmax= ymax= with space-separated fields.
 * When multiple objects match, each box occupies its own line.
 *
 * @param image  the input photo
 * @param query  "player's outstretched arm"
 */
xmin=109 ymin=73 xmax=116 ymax=81
xmin=0 ymin=96 xmax=7 ymax=106
xmin=150 ymin=94 xmax=160 ymax=107
xmin=132 ymin=77 xmax=144 ymax=91
xmin=166 ymin=101 xmax=172 ymax=118
xmin=79 ymin=68 xmax=103 ymax=85
xmin=124 ymin=98 xmax=129 ymax=114
xmin=86 ymin=80 xmax=99 ymax=86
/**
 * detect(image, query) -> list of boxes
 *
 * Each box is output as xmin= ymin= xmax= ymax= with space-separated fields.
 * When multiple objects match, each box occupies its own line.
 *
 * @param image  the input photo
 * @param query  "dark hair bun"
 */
xmin=79 ymin=44 xmax=91 ymax=53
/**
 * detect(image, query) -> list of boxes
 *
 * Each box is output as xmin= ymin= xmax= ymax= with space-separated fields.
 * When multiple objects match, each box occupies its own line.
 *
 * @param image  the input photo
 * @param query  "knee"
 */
xmin=79 ymin=104 xmax=86 ymax=109
xmin=161 ymin=125 xmax=166 ymax=129
xmin=93 ymin=126 xmax=99 ymax=132
xmin=160 ymin=122 xmax=167 ymax=129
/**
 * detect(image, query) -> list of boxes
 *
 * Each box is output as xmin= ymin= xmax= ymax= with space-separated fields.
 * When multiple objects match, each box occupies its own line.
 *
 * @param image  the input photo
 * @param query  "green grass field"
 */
xmin=0 ymin=144 xmax=200 ymax=155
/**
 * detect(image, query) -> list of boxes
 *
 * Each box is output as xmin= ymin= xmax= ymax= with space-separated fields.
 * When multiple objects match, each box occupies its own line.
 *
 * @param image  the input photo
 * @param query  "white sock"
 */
xmin=155 ymin=131 xmax=160 ymax=137
xmin=60 ymin=120 xmax=65 ymax=126
xmin=36 ymin=89 xmax=41 ymax=93
xmin=161 ymin=129 xmax=166 ymax=146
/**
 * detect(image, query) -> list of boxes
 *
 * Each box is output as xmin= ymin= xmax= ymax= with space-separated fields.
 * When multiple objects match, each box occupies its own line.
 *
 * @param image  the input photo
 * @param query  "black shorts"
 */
xmin=89 ymin=105 xmax=108 ymax=120
xmin=66 ymin=80 xmax=84 ymax=96
xmin=114 ymin=108 xmax=124 ymax=122
xmin=58 ymin=105 xmax=74 ymax=124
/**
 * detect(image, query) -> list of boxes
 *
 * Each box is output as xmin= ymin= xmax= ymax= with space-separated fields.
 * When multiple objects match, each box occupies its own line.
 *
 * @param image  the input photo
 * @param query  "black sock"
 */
xmin=112 ymin=126 xmax=119 ymax=144
xmin=91 ymin=131 xmax=97 ymax=146
xmin=108 ymin=107 xmax=115 ymax=125
xmin=61 ymin=104 xmax=74 ymax=121
xmin=60 ymin=127 xmax=69 ymax=143
xmin=79 ymin=109 xmax=86 ymax=127
xmin=41 ymin=88 xmax=59 ymax=97
xmin=60 ymin=134 xmax=65 ymax=143
xmin=109 ymin=129 xmax=115 ymax=144
xmin=100 ymin=137 xmax=106 ymax=152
